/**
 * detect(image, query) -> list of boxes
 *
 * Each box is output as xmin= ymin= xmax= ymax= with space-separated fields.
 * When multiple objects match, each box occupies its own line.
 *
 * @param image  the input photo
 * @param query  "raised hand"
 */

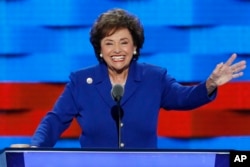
xmin=205 ymin=53 xmax=247 ymax=95
xmin=209 ymin=53 xmax=247 ymax=86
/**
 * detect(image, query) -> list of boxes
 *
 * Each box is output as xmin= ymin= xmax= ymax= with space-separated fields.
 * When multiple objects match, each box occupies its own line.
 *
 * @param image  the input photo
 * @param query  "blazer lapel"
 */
xmin=94 ymin=63 xmax=116 ymax=108
xmin=121 ymin=61 xmax=142 ymax=105
xmin=94 ymin=61 xmax=142 ymax=107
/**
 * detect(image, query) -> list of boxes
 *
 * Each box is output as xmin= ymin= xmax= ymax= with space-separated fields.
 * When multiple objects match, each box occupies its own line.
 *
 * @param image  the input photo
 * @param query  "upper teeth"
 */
xmin=112 ymin=56 xmax=124 ymax=60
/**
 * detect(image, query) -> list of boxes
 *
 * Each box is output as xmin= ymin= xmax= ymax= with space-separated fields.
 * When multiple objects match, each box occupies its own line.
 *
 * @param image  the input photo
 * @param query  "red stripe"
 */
xmin=1 ymin=82 xmax=250 ymax=137
xmin=158 ymin=82 xmax=250 ymax=137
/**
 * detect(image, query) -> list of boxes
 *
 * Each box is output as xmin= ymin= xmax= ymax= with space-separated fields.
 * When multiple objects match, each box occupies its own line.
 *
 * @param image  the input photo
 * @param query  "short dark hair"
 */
xmin=90 ymin=8 xmax=144 ymax=62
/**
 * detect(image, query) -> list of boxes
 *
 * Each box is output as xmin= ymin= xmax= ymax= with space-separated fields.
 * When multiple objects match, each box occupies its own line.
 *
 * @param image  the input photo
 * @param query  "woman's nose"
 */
xmin=113 ymin=44 xmax=121 ymax=53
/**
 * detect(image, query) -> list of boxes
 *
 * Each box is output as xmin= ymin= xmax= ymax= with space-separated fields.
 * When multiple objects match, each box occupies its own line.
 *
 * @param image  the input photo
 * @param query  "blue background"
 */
xmin=0 ymin=0 xmax=250 ymax=150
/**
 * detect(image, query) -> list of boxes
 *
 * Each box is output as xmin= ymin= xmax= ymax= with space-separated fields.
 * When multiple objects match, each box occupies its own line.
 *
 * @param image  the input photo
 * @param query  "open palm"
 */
xmin=209 ymin=53 xmax=247 ymax=86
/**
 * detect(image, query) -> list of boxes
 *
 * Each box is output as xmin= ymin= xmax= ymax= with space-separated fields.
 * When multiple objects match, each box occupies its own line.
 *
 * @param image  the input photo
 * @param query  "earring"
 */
xmin=100 ymin=53 xmax=103 ymax=58
xmin=133 ymin=50 xmax=137 ymax=55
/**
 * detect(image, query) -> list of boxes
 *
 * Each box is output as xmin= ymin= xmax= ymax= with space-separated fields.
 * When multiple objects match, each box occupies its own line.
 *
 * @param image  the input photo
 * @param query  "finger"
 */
xmin=214 ymin=62 xmax=224 ymax=73
xmin=233 ymin=60 xmax=246 ymax=67
xmin=230 ymin=60 xmax=247 ymax=72
xmin=233 ymin=72 xmax=244 ymax=78
xmin=237 ymin=60 xmax=247 ymax=68
xmin=225 ymin=53 xmax=237 ymax=66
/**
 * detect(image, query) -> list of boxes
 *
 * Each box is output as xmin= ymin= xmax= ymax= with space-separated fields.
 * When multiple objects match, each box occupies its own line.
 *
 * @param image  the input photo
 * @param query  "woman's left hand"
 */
xmin=209 ymin=53 xmax=247 ymax=87
xmin=206 ymin=53 xmax=247 ymax=95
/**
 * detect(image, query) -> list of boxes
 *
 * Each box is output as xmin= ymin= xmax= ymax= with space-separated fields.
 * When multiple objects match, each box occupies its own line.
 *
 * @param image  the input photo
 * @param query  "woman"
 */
xmin=31 ymin=8 xmax=246 ymax=149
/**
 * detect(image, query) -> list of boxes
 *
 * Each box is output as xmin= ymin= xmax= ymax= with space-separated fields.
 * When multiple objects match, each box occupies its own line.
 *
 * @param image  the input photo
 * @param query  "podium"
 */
xmin=0 ymin=148 xmax=229 ymax=167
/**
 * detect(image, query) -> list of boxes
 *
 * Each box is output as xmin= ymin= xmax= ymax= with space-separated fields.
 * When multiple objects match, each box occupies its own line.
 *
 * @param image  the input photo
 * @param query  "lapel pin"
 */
xmin=86 ymin=77 xmax=93 ymax=84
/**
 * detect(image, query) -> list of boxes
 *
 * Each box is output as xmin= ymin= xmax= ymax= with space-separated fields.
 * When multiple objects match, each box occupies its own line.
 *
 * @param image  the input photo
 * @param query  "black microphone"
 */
xmin=111 ymin=84 xmax=124 ymax=103
xmin=111 ymin=84 xmax=124 ymax=149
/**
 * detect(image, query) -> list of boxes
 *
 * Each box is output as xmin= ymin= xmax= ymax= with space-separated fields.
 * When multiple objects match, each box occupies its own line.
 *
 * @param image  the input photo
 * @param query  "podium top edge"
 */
xmin=0 ymin=148 xmax=231 ymax=154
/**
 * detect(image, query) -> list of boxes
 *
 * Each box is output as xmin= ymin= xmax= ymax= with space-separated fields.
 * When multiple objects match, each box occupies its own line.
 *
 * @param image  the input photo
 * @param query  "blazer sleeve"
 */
xmin=160 ymin=71 xmax=217 ymax=110
xmin=31 ymin=73 xmax=79 ymax=147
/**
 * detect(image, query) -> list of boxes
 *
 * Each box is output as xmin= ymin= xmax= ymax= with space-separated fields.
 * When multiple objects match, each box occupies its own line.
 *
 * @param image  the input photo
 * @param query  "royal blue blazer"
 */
xmin=31 ymin=61 xmax=216 ymax=149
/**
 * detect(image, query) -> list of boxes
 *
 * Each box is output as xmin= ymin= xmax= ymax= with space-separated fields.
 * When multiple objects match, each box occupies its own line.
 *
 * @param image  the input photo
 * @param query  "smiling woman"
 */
xmin=30 ymin=8 xmax=246 ymax=149
xmin=100 ymin=28 xmax=136 ymax=85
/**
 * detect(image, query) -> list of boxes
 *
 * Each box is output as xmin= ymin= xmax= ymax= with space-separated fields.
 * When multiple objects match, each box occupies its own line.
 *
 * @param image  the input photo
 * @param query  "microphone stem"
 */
xmin=117 ymin=101 xmax=122 ymax=149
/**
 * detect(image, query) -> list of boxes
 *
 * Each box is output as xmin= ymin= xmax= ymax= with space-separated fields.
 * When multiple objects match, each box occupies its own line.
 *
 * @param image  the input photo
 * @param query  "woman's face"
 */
xmin=100 ymin=28 xmax=136 ymax=73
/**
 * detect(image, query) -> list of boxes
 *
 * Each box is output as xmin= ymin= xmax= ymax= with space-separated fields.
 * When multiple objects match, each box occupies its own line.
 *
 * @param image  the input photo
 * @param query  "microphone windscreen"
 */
xmin=111 ymin=84 xmax=124 ymax=102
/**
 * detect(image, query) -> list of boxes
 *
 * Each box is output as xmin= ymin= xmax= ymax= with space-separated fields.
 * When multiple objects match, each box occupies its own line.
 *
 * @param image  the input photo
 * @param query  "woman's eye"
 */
xmin=121 ymin=41 xmax=128 ymax=45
